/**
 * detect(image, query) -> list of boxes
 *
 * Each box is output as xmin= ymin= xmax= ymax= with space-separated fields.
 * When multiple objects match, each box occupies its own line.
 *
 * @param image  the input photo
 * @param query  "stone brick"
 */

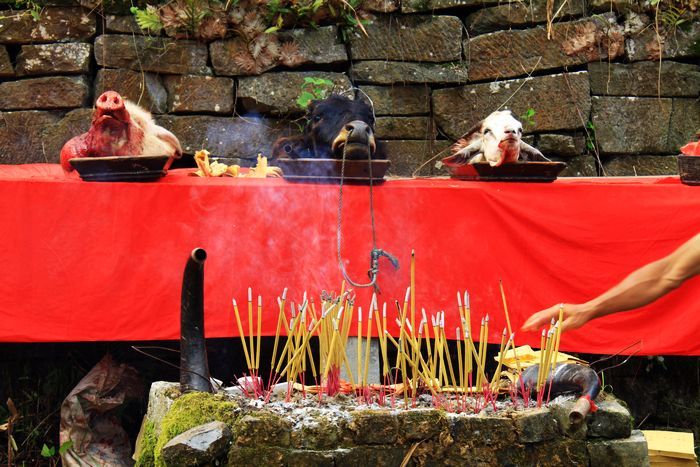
xmin=209 ymin=38 xmax=272 ymax=77
xmin=154 ymin=115 xmax=293 ymax=158
xmin=360 ymin=85 xmax=430 ymax=116
xmin=0 ymin=47 xmax=13 ymax=77
xmin=0 ymin=7 xmax=96 ymax=44
xmin=433 ymin=71 xmax=591 ymax=140
xmin=587 ymin=430 xmax=649 ymax=467
xmin=233 ymin=413 xmax=291 ymax=447
xmin=163 ymin=75 xmax=234 ymax=114
xmin=285 ymin=449 xmax=337 ymax=467
xmin=466 ymin=15 xmax=623 ymax=81
xmin=335 ymin=446 xmax=408 ymax=466
xmin=289 ymin=409 xmax=344 ymax=449
xmin=450 ymin=415 xmax=518 ymax=448
xmin=0 ymin=76 xmax=90 ymax=110
xmin=376 ymin=117 xmax=434 ymax=139
xmin=536 ymin=134 xmax=586 ymax=158
xmin=41 ymin=108 xmax=93 ymax=161
xmin=513 ymin=407 xmax=558 ymax=443
xmin=349 ymin=410 xmax=399 ymax=444
xmin=603 ymin=155 xmax=679 ymax=176
xmin=0 ymin=111 xmax=62 ymax=164
xmin=237 ymin=72 xmax=352 ymax=116
xmin=363 ymin=0 xmax=399 ymax=13
xmin=105 ymin=14 xmax=144 ymax=34
xmin=560 ymin=155 xmax=598 ymax=177
xmin=466 ymin=0 xmax=586 ymax=35
xmin=517 ymin=439 xmax=589 ymax=466
xmin=626 ymin=22 xmax=700 ymax=61
xmin=382 ymin=139 xmax=450 ymax=176
xmin=94 ymin=35 xmax=210 ymax=75
xmin=94 ymin=69 xmax=168 ymax=115
xmin=161 ymin=421 xmax=231 ymax=466
xmin=351 ymin=61 xmax=468 ymax=85
xmin=278 ymin=26 xmax=348 ymax=66
xmin=349 ymin=15 xmax=462 ymax=62
xmin=228 ymin=446 xmax=287 ymax=465
xmin=589 ymin=0 xmax=644 ymax=12
xmin=402 ymin=0 xmax=501 ymax=13
xmin=397 ymin=409 xmax=448 ymax=441
xmin=549 ymin=398 xmax=590 ymax=438
xmin=591 ymin=96 xmax=700 ymax=155
xmin=588 ymin=61 xmax=700 ymax=97
xmin=587 ymin=399 xmax=633 ymax=438
xmin=16 ymin=43 xmax=92 ymax=76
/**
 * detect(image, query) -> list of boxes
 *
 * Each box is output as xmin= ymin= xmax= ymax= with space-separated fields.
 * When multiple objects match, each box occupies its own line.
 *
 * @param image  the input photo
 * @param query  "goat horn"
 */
xmin=519 ymin=141 xmax=550 ymax=162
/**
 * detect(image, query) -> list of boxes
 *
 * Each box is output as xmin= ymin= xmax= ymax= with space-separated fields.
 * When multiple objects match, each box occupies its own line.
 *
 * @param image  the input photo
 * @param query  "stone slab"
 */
xmin=588 ymin=61 xmax=700 ymax=97
xmin=351 ymin=61 xmax=468 ymax=85
xmin=626 ymin=22 xmax=700 ymax=61
xmin=359 ymin=85 xmax=430 ymax=116
xmin=0 ymin=47 xmax=14 ymax=77
xmin=433 ymin=71 xmax=591 ymax=139
xmin=587 ymin=430 xmax=650 ymax=467
xmin=603 ymin=155 xmax=679 ymax=176
xmin=94 ymin=35 xmax=210 ymax=75
xmin=466 ymin=0 xmax=586 ymax=35
xmin=278 ymin=26 xmax=348 ymax=66
xmin=0 ymin=110 xmax=62 ymax=164
xmin=376 ymin=117 xmax=434 ymax=139
xmin=0 ymin=7 xmax=95 ymax=43
xmin=94 ymin=68 xmax=168 ymax=115
xmin=349 ymin=15 xmax=463 ymax=62
xmin=382 ymin=139 xmax=450 ymax=176
xmin=16 ymin=43 xmax=92 ymax=76
xmin=154 ymin=115 xmax=293 ymax=158
xmin=237 ymin=71 xmax=352 ymax=116
xmin=164 ymin=75 xmax=234 ymax=114
xmin=0 ymin=76 xmax=90 ymax=110
xmin=466 ymin=15 xmax=624 ymax=81
xmin=591 ymin=96 xmax=700 ymax=154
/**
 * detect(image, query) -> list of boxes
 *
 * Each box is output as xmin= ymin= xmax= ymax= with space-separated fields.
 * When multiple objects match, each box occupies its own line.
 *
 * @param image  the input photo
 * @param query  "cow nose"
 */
xmin=345 ymin=121 xmax=371 ymax=135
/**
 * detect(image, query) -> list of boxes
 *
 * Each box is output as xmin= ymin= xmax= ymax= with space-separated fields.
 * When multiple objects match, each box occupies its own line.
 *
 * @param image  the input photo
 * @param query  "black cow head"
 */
xmin=272 ymin=94 xmax=379 ymax=160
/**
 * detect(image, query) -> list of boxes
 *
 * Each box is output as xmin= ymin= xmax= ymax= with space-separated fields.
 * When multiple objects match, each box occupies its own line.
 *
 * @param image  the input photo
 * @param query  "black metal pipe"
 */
xmin=180 ymin=247 xmax=212 ymax=393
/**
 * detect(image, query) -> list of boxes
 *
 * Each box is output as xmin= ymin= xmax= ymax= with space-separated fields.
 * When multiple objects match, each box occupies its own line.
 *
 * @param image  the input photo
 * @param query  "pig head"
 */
xmin=60 ymin=91 xmax=182 ymax=172
xmin=442 ymin=110 xmax=546 ymax=167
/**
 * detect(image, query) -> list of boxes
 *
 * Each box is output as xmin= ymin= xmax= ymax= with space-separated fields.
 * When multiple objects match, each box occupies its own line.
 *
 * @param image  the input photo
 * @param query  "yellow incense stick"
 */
xmin=232 ymin=299 xmax=253 ymax=371
xmin=247 ymin=287 xmax=254 ymax=370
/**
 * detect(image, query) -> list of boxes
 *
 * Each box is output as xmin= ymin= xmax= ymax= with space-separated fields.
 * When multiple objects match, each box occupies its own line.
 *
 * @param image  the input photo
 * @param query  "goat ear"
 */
xmin=519 ymin=141 xmax=548 ymax=161
xmin=458 ymin=120 xmax=484 ymax=141
xmin=442 ymin=139 xmax=483 ymax=167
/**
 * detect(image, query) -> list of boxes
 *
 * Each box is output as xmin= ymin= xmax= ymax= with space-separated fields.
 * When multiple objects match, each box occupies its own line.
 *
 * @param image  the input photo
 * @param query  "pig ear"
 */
xmin=519 ymin=141 xmax=550 ymax=162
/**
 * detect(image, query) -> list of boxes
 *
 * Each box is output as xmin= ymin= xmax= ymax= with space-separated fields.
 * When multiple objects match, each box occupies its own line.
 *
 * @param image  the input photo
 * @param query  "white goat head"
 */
xmin=442 ymin=110 xmax=545 ymax=167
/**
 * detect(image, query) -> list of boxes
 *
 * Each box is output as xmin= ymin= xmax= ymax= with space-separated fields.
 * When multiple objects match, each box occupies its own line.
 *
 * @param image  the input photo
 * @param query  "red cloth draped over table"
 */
xmin=1 ymin=164 xmax=699 ymax=355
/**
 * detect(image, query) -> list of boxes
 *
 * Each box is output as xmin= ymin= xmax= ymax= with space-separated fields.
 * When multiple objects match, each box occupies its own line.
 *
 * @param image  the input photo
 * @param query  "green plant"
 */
xmin=585 ymin=121 xmax=597 ymax=152
xmin=296 ymin=77 xmax=334 ymax=109
xmin=520 ymin=108 xmax=536 ymax=127
xmin=0 ymin=0 xmax=42 ymax=21
xmin=130 ymin=5 xmax=164 ymax=34
xmin=40 ymin=441 xmax=73 ymax=466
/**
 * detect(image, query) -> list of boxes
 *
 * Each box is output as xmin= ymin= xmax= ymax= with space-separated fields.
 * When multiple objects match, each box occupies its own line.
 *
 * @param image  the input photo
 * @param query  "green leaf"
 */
xmin=59 ymin=440 xmax=73 ymax=455
xmin=41 ymin=444 xmax=55 ymax=458
xmin=264 ymin=25 xmax=280 ymax=33
xmin=296 ymin=91 xmax=315 ymax=109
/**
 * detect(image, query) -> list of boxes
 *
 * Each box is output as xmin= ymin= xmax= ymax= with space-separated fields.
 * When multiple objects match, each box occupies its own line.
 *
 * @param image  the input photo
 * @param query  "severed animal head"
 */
xmin=442 ymin=110 xmax=545 ymax=167
xmin=272 ymin=94 xmax=379 ymax=160
xmin=60 ymin=91 xmax=182 ymax=172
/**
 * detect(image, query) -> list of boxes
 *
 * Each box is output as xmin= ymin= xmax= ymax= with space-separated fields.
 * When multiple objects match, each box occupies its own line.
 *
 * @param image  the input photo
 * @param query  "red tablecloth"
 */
xmin=1 ymin=164 xmax=699 ymax=355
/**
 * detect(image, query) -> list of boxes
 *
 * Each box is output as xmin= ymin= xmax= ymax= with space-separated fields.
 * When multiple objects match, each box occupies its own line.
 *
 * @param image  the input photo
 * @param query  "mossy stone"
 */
xmin=233 ymin=412 xmax=292 ymax=447
xmin=349 ymin=410 xmax=399 ymax=444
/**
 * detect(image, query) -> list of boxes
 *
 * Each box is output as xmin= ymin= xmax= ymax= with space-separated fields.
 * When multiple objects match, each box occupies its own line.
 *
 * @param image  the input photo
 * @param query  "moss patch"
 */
xmin=134 ymin=421 xmax=157 ymax=467
xmin=152 ymin=392 xmax=239 ymax=466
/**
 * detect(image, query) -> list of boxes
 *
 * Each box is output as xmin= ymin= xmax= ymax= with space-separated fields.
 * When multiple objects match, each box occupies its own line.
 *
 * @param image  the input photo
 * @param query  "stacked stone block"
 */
xmin=0 ymin=3 xmax=698 ymax=176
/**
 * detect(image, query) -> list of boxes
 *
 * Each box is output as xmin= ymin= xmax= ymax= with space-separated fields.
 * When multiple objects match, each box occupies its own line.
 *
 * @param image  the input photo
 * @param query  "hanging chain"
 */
xmin=336 ymin=129 xmax=398 ymax=293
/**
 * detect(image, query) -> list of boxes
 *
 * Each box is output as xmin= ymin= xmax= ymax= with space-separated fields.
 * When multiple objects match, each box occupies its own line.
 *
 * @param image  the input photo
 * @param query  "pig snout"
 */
xmin=96 ymin=91 xmax=126 ymax=112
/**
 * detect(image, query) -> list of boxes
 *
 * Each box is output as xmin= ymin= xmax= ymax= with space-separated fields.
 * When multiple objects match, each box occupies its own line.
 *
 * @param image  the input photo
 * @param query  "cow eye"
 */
xmin=312 ymin=115 xmax=322 ymax=123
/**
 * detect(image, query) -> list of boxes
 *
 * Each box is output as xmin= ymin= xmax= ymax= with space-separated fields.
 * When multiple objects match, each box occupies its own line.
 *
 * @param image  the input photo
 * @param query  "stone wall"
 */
xmin=0 ymin=3 xmax=698 ymax=176
xmin=133 ymin=382 xmax=650 ymax=466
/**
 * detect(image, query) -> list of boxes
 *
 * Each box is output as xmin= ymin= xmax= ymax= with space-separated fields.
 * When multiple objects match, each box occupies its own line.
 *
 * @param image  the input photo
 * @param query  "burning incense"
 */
xmin=232 ymin=298 xmax=253 ymax=372
xmin=256 ymin=295 xmax=262 ymax=370
xmin=247 ymin=287 xmax=254 ymax=371
xmin=363 ymin=306 xmax=373 ymax=386
xmin=270 ymin=288 xmax=288 ymax=373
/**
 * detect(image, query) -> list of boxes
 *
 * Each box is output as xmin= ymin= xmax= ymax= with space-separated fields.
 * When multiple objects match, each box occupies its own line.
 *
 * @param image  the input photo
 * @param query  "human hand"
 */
xmin=521 ymin=303 xmax=592 ymax=333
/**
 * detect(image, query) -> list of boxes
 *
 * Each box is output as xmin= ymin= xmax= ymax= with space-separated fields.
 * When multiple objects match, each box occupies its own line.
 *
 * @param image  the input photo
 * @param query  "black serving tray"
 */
xmin=677 ymin=155 xmax=700 ymax=186
xmin=69 ymin=155 xmax=172 ymax=182
xmin=276 ymin=158 xmax=390 ymax=183
xmin=446 ymin=161 xmax=567 ymax=182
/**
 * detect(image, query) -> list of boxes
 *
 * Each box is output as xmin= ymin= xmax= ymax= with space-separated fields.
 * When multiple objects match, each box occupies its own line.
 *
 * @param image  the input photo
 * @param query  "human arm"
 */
xmin=522 ymin=233 xmax=700 ymax=332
